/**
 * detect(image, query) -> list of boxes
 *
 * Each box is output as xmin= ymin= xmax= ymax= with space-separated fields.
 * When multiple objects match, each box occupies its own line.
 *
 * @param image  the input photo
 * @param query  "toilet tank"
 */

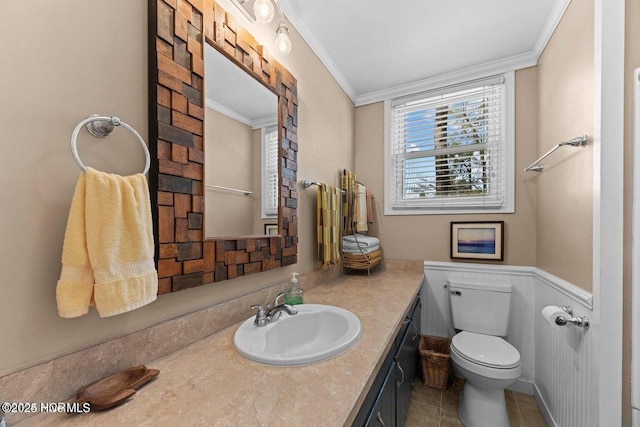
xmin=448 ymin=280 xmax=513 ymax=336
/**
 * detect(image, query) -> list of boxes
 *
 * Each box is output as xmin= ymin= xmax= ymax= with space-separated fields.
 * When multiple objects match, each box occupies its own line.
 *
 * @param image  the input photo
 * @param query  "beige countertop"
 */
xmin=19 ymin=266 xmax=423 ymax=426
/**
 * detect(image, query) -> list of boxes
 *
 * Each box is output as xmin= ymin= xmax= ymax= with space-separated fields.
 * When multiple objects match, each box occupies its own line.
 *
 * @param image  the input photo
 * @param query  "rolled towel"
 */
xmin=343 ymin=241 xmax=375 ymax=250
xmin=343 ymin=244 xmax=380 ymax=254
xmin=342 ymin=233 xmax=379 ymax=247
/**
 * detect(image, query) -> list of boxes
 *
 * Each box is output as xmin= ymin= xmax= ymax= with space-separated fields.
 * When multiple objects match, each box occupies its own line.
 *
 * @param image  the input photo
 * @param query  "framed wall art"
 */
xmin=450 ymin=221 xmax=504 ymax=261
xmin=264 ymin=224 xmax=278 ymax=235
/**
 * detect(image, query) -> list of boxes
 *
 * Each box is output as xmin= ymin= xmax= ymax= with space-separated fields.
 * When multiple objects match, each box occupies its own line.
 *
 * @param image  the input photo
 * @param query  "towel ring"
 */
xmin=70 ymin=115 xmax=151 ymax=175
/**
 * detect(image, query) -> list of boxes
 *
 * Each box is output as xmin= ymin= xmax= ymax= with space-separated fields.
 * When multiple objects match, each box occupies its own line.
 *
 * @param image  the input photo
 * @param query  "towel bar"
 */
xmin=300 ymin=179 xmax=346 ymax=193
xmin=205 ymin=184 xmax=253 ymax=196
xmin=524 ymin=135 xmax=588 ymax=172
xmin=71 ymin=115 xmax=151 ymax=175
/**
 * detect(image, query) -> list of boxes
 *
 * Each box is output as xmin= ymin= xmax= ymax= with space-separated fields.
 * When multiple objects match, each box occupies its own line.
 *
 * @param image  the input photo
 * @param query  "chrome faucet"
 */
xmin=250 ymin=292 xmax=298 ymax=327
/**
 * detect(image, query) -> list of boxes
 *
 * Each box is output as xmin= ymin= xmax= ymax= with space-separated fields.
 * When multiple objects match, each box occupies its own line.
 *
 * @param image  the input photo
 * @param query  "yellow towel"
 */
xmin=56 ymin=168 xmax=158 ymax=318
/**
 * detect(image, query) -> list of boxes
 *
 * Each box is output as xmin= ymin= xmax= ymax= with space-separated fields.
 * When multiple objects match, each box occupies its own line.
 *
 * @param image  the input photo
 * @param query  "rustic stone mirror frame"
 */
xmin=148 ymin=0 xmax=298 ymax=293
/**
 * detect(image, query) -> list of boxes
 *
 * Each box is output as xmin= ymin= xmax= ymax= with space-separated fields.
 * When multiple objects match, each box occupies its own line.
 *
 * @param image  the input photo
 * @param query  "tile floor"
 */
xmin=405 ymin=377 xmax=548 ymax=427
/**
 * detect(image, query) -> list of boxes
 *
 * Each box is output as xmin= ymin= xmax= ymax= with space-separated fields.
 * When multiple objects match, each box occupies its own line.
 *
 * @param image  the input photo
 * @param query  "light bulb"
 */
xmin=274 ymin=25 xmax=292 ymax=56
xmin=254 ymin=0 xmax=275 ymax=23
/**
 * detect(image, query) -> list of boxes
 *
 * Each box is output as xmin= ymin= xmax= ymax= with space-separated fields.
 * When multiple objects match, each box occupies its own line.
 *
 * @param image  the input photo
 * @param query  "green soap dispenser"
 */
xmin=284 ymin=272 xmax=303 ymax=305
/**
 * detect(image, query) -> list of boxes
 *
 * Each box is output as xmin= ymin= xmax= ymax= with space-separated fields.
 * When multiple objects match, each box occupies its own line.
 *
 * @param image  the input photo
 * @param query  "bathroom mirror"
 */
xmin=204 ymin=43 xmax=278 ymax=237
xmin=148 ymin=0 xmax=298 ymax=293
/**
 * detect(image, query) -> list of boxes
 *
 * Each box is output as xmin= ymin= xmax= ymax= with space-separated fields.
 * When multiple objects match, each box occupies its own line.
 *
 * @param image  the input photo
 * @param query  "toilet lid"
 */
xmin=451 ymin=331 xmax=520 ymax=369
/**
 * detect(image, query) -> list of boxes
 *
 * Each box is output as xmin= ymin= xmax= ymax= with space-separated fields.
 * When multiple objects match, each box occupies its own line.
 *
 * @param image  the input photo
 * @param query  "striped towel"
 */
xmin=317 ymin=183 xmax=341 ymax=268
xmin=341 ymin=170 xmax=357 ymax=235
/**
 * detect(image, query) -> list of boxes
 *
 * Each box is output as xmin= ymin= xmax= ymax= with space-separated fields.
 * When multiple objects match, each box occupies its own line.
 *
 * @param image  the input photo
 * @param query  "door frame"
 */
xmin=593 ymin=0 xmax=625 ymax=424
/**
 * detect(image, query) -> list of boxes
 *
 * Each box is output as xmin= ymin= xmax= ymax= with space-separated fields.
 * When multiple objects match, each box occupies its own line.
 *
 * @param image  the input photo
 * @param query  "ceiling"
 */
xmin=278 ymin=0 xmax=569 ymax=105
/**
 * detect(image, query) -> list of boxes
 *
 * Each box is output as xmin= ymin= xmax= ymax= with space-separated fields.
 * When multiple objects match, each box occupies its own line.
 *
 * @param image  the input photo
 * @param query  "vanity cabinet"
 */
xmin=395 ymin=293 xmax=421 ymax=426
xmin=364 ymin=360 xmax=396 ymax=427
xmin=353 ymin=292 xmax=422 ymax=427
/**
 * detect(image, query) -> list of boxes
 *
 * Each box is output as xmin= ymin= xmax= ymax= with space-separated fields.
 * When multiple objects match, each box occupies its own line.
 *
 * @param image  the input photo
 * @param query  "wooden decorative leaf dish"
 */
xmin=74 ymin=365 xmax=159 ymax=411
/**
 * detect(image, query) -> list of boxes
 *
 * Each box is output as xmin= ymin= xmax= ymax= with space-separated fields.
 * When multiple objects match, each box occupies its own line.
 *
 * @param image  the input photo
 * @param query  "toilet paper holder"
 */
xmin=555 ymin=306 xmax=590 ymax=331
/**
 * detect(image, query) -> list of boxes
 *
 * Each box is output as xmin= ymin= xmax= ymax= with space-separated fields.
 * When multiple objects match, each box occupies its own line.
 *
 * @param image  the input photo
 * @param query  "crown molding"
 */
xmin=280 ymin=0 xmax=570 ymax=106
xmin=356 ymin=51 xmax=538 ymax=106
xmin=205 ymin=98 xmax=277 ymax=129
xmin=277 ymin=0 xmax=357 ymax=103
xmin=533 ymin=0 xmax=571 ymax=57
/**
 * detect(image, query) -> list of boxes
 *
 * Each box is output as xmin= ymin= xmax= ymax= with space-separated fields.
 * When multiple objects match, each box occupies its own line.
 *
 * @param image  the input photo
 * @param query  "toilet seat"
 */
xmin=451 ymin=331 xmax=520 ymax=369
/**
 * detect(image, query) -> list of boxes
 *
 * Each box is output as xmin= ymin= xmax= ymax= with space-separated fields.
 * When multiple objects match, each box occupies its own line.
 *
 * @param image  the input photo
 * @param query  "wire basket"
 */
xmin=419 ymin=335 xmax=452 ymax=390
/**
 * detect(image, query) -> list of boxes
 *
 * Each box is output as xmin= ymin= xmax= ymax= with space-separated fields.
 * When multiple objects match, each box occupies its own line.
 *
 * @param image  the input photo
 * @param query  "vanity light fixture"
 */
xmin=235 ymin=0 xmax=292 ymax=56
xmin=253 ymin=0 xmax=275 ymax=23
xmin=274 ymin=23 xmax=292 ymax=55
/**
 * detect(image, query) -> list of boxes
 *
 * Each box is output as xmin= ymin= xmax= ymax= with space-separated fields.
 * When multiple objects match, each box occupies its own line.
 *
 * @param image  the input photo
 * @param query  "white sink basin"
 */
xmin=233 ymin=304 xmax=362 ymax=366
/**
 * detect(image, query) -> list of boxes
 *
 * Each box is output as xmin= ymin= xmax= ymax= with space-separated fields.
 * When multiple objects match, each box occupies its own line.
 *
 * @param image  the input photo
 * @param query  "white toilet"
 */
xmin=448 ymin=280 xmax=521 ymax=427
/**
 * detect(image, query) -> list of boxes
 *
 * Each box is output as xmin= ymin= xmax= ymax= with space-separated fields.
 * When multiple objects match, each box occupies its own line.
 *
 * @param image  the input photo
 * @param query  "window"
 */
xmin=261 ymin=125 xmax=279 ymax=218
xmin=385 ymin=73 xmax=514 ymax=214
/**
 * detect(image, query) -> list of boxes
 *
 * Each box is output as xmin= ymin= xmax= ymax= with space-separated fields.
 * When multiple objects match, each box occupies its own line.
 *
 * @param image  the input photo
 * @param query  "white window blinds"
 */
xmin=261 ymin=125 xmax=279 ymax=217
xmin=388 ymin=76 xmax=508 ymax=211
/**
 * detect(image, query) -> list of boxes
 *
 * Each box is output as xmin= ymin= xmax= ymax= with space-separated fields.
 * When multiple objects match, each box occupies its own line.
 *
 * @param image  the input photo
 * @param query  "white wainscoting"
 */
xmin=423 ymin=261 xmax=595 ymax=426
xmin=533 ymin=269 xmax=594 ymax=427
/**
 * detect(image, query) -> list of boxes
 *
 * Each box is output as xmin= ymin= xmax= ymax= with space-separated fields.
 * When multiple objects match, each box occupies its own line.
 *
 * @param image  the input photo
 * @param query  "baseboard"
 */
xmin=533 ymin=382 xmax=559 ymax=427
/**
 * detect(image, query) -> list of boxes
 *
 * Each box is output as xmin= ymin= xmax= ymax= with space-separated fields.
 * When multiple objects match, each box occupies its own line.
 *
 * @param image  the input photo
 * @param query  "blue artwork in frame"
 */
xmin=451 ymin=221 xmax=504 ymax=261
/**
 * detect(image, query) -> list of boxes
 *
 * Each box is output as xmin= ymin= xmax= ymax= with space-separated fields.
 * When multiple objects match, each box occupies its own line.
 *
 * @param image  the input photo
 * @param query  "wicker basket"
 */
xmin=419 ymin=335 xmax=452 ymax=390
xmin=342 ymin=249 xmax=382 ymax=270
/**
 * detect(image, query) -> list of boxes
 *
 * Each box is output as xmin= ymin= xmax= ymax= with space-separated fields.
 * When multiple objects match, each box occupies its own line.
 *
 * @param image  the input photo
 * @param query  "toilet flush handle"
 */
xmin=450 ymin=290 xmax=462 ymax=296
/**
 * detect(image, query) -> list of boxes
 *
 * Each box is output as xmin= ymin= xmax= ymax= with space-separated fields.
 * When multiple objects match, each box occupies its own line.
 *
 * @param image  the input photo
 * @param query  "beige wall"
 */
xmin=535 ymin=0 xmax=594 ymax=291
xmin=352 ymin=0 xmax=594 ymax=287
xmin=0 ymin=0 xmax=354 ymax=376
xmin=354 ymin=68 xmax=539 ymax=267
xmin=205 ymin=108 xmax=255 ymax=237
